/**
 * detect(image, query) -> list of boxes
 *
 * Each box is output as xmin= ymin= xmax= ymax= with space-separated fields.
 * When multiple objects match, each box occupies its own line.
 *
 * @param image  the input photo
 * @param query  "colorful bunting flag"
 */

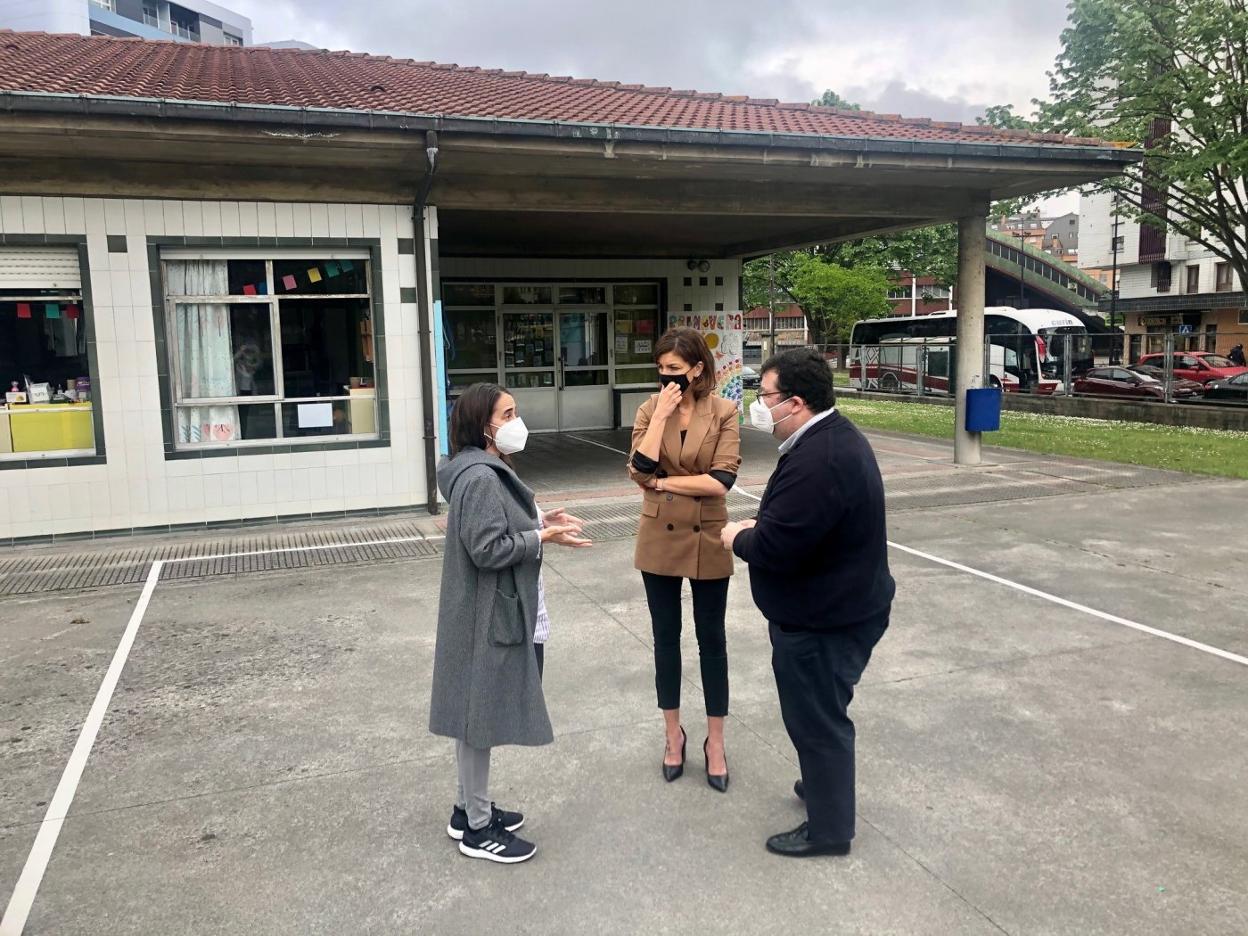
xmin=45 ymin=303 xmax=61 ymax=319
xmin=340 ymin=260 xmax=354 ymax=273
xmin=242 ymin=284 xmax=258 ymax=296
xmin=307 ymin=267 xmax=323 ymax=283
xmin=256 ymin=282 xmax=268 ymax=295
xmin=282 ymin=274 xmax=297 ymax=290
xmin=16 ymin=302 xmax=31 ymax=319
xmin=66 ymin=305 xmax=80 ymax=319
xmin=325 ymin=261 xmax=341 ymax=277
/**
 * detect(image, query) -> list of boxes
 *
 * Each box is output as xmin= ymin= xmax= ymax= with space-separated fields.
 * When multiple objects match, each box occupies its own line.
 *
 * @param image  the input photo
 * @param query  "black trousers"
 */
xmin=641 ymin=572 xmax=730 ymax=717
xmin=770 ymin=613 xmax=889 ymax=844
xmin=535 ymin=643 xmax=544 ymax=681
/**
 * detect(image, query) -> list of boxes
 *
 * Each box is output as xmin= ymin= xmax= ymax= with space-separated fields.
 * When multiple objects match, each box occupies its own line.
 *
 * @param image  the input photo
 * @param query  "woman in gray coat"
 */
xmin=430 ymin=383 xmax=590 ymax=864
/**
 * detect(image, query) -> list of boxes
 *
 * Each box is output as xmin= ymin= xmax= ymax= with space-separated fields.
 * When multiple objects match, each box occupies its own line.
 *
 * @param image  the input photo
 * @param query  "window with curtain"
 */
xmin=162 ymin=254 xmax=377 ymax=449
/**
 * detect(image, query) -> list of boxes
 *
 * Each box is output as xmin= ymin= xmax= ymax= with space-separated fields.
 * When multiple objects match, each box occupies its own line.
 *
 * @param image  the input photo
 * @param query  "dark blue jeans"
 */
xmin=770 ymin=612 xmax=890 ymax=843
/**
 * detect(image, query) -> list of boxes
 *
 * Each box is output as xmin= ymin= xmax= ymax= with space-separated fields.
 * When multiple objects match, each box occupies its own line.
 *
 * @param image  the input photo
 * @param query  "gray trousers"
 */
xmin=455 ymin=740 xmax=492 ymax=830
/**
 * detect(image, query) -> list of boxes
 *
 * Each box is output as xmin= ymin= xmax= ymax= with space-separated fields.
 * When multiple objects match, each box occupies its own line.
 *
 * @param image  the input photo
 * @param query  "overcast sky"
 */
xmin=234 ymin=0 xmax=1078 ymax=212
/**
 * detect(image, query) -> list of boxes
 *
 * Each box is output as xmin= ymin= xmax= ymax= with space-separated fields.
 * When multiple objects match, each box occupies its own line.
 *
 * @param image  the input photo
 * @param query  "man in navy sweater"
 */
xmin=721 ymin=349 xmax=894 ymax=858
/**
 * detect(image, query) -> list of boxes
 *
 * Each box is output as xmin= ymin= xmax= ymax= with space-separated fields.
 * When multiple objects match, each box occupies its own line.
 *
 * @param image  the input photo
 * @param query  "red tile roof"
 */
xmin=0 ymin=31 xmax=1111 ymax=147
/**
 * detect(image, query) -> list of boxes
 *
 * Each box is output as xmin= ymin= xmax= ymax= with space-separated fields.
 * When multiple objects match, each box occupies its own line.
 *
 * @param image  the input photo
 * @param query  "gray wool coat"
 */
xmin=428 ymin=447 xmax=553 ymax=749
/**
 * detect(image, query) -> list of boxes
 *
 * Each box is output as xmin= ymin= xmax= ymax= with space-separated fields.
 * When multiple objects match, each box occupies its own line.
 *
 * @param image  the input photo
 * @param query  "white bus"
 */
xmin=849 ymin=307 xmax=1092 ymax=396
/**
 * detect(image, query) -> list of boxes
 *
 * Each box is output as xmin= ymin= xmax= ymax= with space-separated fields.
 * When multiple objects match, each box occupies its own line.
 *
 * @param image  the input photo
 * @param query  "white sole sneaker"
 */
xmin=458 ymin=840 xmax=536 ymax=864
xmin=446 ymin=817 xmax=524 ymax=842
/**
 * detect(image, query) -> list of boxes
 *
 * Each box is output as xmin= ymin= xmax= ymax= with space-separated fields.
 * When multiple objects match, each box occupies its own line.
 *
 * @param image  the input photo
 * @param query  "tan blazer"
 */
xmin=628 ymin=392 xmax=742 ymax=581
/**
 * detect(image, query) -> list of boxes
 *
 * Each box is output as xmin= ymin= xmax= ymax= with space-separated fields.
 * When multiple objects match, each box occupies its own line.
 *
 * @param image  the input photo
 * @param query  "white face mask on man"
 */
xmin=749 ymin=395 xmax=797 ymax=435
xmin=489 ymin=417 xmax=530 ymax=455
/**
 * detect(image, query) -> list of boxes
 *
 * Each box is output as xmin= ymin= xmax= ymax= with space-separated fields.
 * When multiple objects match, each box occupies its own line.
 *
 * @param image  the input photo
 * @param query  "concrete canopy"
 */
xmin=0 ymin=99 xmax=1138 ymax=258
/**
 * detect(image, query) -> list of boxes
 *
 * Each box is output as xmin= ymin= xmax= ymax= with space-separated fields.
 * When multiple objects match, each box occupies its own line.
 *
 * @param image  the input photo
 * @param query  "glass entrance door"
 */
xmin=501 ymin=310 xmax=558 ymax=431
xmin=557 ymin=310 xmax=611 ymax=430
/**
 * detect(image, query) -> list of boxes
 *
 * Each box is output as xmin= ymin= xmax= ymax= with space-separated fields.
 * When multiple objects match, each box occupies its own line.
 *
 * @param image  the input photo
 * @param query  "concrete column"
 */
xmin=955 ymin=209 xmax=988 ymax=465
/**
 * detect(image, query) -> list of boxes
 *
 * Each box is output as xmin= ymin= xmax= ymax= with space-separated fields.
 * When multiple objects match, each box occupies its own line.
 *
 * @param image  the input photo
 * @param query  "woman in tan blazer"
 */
xmin=628 ymin=327 xmax=742 ymax=792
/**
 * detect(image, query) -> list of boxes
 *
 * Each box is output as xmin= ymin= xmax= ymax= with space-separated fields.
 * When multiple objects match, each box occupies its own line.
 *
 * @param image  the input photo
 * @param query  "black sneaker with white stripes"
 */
xmin=459 ymin=814 xmax=537 ymax=864
xmin=446 ymin=803 xmax=525 ymax=841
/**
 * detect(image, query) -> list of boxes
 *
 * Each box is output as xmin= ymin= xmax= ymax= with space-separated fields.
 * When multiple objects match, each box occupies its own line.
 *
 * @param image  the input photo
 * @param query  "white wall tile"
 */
xmin=162 ymin=201 xmax=185 ymax=237
xmin=309 ymin=203 xmax=330 ymax=237
xmin=104 ymin=199 xmax=126 ymax=232
xmin=291 ymin=202 xmax=311 ymax=235
xmin=0 ymin=195 xmax=22 ymax=231
xmin=257 ymin=202 xmax=277 ymax=238
xmin=41 ymin=197 xmax=66 ymax=234
xmin=327 ymin=203 xmax=347 ymax=238
xmin=142 ymin=201 xmax=164 ymax=237
xmin=83 ymin=198 xmax=107 ymax=235
xmin=275 ymin=202 xmax=295 ymax=237
xmin=201 ymin=201 xmax=223 ymax=237
xmin=62 ymin=197 xmax=85 ymax=233
xmin=344 ymin=203 xmax=365 ymax=238
xmin=238 ymin=201 xmax=259 ymax=236
xmin=182 ymin=201 xmax=204 ymax=237
xmin=219 ymin=202 xmax=241 ymax=237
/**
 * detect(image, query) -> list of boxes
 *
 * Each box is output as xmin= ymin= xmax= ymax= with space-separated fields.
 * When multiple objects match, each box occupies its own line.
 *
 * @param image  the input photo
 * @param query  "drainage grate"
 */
xmin=0 ymin=462 xmax=1202 ymax=597
xmin=0 ymin=521 xmax=443 ymax=597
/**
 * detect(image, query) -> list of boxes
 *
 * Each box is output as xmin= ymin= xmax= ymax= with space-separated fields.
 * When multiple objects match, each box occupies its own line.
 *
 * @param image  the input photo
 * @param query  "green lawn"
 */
xmin=743 ymin=391 xmax=1248 ymax=479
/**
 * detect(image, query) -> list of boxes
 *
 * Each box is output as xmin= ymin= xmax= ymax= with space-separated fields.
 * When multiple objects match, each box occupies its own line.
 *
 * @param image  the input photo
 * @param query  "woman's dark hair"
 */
xmin=653 ymin=326 xmax=717 ymax=399
xmin=761 ymin=348 xmax=835 ymax=412
xmin=450 ymin=382 xmax=504 ymax=455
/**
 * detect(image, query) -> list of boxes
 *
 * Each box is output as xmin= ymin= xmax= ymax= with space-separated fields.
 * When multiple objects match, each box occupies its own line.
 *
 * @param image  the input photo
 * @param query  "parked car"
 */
xmin=1126 ymin=364 xmax=1205 ymax=397
xmin=1201 ymin=372 xmax=1248 ymax=404
xmin=741 ymin=365 xmax=761 ymax=390
xmin=1073 ymin=366 xmax=1202 ymax=401
xmin=1135 ymin=351 xmax=1248 ymax=385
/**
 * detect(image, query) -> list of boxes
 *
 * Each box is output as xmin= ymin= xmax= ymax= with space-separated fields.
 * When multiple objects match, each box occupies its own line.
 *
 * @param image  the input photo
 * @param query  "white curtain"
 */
xmin=167 ymin=260 xmax=239 ymax=443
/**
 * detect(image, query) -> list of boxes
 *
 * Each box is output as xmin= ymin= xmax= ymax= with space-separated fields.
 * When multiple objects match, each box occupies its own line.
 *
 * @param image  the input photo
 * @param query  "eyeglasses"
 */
xmin=757 ymin=390 xmax=789 ymax=402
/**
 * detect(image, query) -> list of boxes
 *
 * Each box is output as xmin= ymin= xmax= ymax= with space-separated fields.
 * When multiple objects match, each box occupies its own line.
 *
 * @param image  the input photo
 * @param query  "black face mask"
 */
xmin=659 ymin=373 xmax=692 ymax=392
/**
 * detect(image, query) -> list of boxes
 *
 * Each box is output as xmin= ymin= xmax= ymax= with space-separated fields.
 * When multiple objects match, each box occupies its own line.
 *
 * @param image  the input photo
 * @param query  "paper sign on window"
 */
xmin=297 ymin=402 xmax=334 ymax=429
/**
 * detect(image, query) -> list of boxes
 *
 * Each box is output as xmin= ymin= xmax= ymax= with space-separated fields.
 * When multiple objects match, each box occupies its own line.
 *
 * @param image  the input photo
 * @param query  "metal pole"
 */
xmin=1063 ymin=332 xmax=1073 ymax=395
xmin=768 ymin=253 xmax=776 ymax=358
xmin=1110 ymin=207 xmax=1121 ymax=365
xmin=1018 ymin=231 xmax=1026 ymax=308
xmin=955 ymin=209 xmax=988 ymax=466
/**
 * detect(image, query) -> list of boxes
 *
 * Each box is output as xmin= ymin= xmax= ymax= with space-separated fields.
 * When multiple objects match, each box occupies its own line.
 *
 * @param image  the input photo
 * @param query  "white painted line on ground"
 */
xmin=888 ymin=543 xmax=1248 ymax=669
xmin=0 ymin=561 xmax=165 ymax=936
xmin=562 ymin=433 xmax=1248 ymax=669
xmin=564 ymin=434 xmax=631 ymax=456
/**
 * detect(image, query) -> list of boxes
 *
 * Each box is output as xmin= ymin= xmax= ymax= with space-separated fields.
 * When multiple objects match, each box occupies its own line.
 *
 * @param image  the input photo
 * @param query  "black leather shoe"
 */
xmin=703 ymin=738 xmax=729 ymax=793
xmin=766 ymin=822 xmax=851 ymax=858
xmin=794 ymin=779 xmax=805 ymax=801
xmin=663 ymin=727 xmax=687 ymax=782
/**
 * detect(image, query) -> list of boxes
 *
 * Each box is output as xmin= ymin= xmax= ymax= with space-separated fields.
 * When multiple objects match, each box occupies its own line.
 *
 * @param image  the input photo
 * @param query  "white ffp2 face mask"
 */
xmin=489 ymin=417 xmax=529 ymax=455
xmin=749 ymin=396 xmax=795 ymax=435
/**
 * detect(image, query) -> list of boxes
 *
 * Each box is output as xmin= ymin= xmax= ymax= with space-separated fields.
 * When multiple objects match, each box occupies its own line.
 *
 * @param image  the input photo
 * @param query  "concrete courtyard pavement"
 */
xmin=2 ymin=427 xmax=1247 ymax=934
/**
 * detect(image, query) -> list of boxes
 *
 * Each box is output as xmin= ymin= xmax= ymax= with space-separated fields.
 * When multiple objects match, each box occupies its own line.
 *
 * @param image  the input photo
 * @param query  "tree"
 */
xmin=785 ymin=254 xmax=892 ymax=342
xmin=1038 ymin=0 xmax=1248 ymax=291
xmin=814 ymin=89 xmax=860 ymax=110
xmin=976 ymin=103 xmax=1032 ymax=130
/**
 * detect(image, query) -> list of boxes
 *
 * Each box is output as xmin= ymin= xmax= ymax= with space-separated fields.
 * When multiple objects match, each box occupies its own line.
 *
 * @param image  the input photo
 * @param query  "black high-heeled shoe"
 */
xmin=704 ymin=738 xmax=729 ymax=793
xmin=663 ymin=727 xmax=687 ymax=782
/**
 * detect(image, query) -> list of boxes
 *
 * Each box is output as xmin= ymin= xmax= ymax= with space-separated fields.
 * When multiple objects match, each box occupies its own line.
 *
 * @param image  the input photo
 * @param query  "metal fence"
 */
xmin=833 ymin=330 xmax=1248 ymax=407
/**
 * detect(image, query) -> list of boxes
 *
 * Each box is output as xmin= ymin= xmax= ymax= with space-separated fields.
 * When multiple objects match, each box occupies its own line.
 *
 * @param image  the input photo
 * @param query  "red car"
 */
xmin=1135 ymin=351 xmax=1248 ymax=385
xmin=1073 ymin=366 xmax=1202 ymax=401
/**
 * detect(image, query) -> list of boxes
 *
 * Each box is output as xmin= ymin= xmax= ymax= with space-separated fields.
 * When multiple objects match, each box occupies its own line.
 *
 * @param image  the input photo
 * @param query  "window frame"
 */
xmin=0 ymin=236 xmax=106 ymax=470
xmin=157 ymin=245 xmax=384 ymax=454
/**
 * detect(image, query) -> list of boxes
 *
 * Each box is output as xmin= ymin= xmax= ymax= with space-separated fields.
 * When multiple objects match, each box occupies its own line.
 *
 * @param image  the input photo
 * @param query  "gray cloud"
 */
xmin=237 ymin=0 xmax=1072 ymax=122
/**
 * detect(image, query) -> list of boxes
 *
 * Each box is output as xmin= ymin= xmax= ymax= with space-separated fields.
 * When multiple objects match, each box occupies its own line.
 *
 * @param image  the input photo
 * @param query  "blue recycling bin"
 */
xmin=965 ymin=386 xmax=1002 ymax=432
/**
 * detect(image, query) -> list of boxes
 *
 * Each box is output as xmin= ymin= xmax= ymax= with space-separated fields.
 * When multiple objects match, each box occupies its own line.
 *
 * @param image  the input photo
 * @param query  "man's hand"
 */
xmin=720 ymin=518 xmax=755 ymax=551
